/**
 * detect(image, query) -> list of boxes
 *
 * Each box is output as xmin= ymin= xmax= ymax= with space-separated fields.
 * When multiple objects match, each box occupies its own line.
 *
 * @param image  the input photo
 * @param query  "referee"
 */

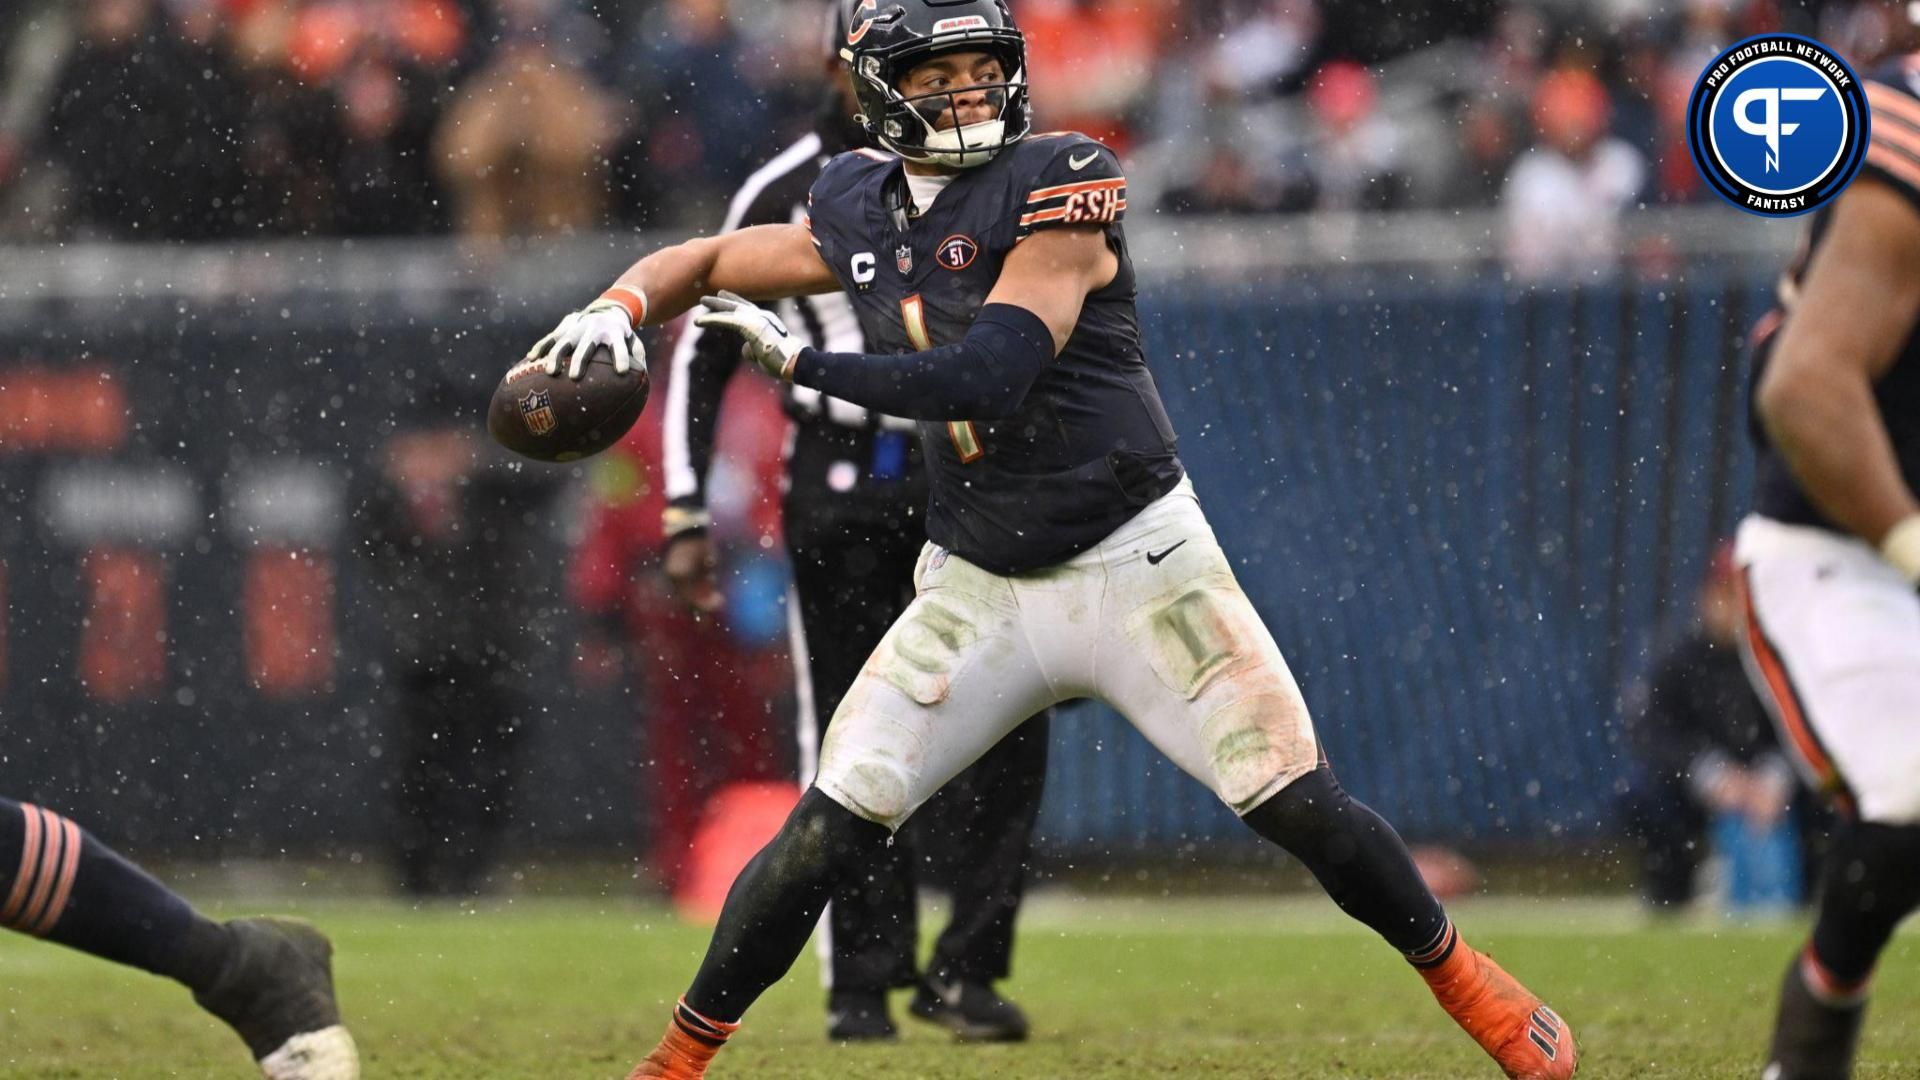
xmin=659 ymin=4 xmax=1049 ymax=1043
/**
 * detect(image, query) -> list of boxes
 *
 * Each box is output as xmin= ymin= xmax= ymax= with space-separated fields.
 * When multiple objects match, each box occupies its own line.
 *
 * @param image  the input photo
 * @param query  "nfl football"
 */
xmin=487 ymin=345 xmax=649 ymax=462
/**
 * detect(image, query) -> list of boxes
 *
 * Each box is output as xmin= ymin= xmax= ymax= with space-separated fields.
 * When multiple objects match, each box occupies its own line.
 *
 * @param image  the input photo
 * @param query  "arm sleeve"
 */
xmin=789 ymin=303 xmax=1053 ymax=421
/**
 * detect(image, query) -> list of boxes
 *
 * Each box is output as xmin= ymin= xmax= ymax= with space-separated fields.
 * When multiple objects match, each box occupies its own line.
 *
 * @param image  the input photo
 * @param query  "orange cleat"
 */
xmin=1417 ymin=931 xmax=1577 ymax=1079
xmin=626 ymin=1000 xmax=739 ymax=1080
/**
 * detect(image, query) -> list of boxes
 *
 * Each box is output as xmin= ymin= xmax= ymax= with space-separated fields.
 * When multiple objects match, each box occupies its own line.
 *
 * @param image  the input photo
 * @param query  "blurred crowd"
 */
xmin=0 ymin=0 xmax=1913 ymax=255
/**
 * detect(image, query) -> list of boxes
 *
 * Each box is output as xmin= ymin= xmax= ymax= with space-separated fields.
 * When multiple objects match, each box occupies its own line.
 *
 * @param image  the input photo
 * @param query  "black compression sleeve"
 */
xmin=788 ymin=303 xmax=1053 ymax=421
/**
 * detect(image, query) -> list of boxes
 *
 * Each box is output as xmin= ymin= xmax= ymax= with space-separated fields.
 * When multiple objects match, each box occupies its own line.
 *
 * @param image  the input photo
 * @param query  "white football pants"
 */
xmin=813 ymin=477 xmax=1322 ymax=830
xmin=1737 ymin=514 xmax=1920 ymax=824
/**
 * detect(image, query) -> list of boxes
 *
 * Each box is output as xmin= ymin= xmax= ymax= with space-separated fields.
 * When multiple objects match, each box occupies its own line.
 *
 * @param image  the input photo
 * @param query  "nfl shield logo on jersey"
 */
xmin=519 ymin=389 xmax=556 ymax=436
xmin=895 ymin=243 xmax=914 ymax=275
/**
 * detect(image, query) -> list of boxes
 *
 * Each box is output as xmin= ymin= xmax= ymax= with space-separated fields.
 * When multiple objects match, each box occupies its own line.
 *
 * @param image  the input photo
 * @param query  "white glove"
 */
xmin=694 ymin=291 xmax=804 ymax=380
xmin=526 ymin=299 xmax=644 ymax=379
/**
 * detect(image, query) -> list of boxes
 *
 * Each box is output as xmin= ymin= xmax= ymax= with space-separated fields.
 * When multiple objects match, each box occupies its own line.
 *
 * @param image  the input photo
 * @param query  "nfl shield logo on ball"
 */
xmin=519 ymin=389 xmax=556 ymax=436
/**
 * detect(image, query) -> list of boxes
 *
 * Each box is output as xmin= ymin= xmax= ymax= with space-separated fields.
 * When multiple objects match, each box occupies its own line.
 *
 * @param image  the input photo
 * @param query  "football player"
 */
xmin=1737 ymin=51 xmax=1920 ymax=1080
xmin=525 ymin=2 xmax=1577 ymax=1076
xmin=0 ymin=797 xmax=359 ymax=1078
xmin=659 ymin=0 xmax=1047 ymax=1043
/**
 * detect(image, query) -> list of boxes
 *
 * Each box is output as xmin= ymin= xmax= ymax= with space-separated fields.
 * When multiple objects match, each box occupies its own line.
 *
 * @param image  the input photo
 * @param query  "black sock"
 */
xmin=1 ymin=798 xmax=233 ymax=993
xmin=1805 ymin=821 xmax=1920 ymax=990
xmin=685 ymin=787 xmax=891 ymax=1022
xmin=1241 ymin=767 xmax=1449 ymax=956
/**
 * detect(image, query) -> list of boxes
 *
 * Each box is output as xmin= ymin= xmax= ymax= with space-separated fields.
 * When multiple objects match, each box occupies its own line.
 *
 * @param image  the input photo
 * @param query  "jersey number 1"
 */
xmin=901 ymin=294 xmax=982 ymax=463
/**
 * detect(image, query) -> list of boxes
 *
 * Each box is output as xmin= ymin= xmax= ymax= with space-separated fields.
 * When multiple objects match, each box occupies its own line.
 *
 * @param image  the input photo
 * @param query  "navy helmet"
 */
xmin=837 ymin=0 xmax=1031 ymax=167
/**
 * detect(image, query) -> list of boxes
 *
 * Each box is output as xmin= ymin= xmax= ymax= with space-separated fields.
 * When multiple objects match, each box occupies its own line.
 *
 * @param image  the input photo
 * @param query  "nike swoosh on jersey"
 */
xmin=1068 ymin=151 xmax=1099 ymax=171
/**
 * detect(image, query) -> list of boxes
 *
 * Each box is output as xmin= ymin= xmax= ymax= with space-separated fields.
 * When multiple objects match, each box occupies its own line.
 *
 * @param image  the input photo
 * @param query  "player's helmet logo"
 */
xmin=846 ymin=0 xmax=877 ymax=45
xmin=519 ymin=389 xmax=556 ymax=436
xmin=936 ymin=234 xmax=978 ymax=270
xmin=1687 ymin=34 xmax=1868 ymax=217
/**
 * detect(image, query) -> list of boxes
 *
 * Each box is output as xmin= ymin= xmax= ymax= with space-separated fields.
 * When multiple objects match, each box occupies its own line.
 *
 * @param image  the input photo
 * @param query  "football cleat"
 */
xmin=628 ymin=1000 xmax=738 ymax=1079
xmin=826 ymin=989 xmax=897 ymax=1041
xmin=625 ymin=1029 xmax=714 ymax=1080
xmin=1419 ymin=943 xmax=1577 ymax=1079
xmin=1761 ymin=951 xmax=1867 ymax=1080
xmin=193 ymin=917 xmax=359 ymax=1080
xmin=907 ymin=975 xmax=1030 ymax=1042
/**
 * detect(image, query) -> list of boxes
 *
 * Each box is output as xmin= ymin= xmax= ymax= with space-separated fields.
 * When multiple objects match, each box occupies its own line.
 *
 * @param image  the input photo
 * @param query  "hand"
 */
xmin=663 ymin=532 xmax=725 ymax=613
xmin=694 ymin=291 xmax=804 ymax=380
xmin=526 ymin=299 xmax=644 ymax=379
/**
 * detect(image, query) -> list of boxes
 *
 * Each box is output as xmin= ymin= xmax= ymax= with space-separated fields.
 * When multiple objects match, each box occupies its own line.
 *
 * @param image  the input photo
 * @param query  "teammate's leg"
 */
xmin=1084 ymin=485 xmax=1575 ymax=1079
xmin=630 ymin=548 xmax=1059 ymax=1078
xmin=1765 ymin=821 xmax=1920 ymax=1080
xmin=1739 ymin=528 xmax=1920 ymax=1080
xmin=786 ymin=517 xmax=920 ymax=1038
xmin=0 ymin=797 xmax=357 ymax=1078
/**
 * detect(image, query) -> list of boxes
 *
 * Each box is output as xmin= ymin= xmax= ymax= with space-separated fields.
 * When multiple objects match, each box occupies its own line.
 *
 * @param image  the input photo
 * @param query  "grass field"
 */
xmin=2 ymin=892 xmax=1915 ymax=1079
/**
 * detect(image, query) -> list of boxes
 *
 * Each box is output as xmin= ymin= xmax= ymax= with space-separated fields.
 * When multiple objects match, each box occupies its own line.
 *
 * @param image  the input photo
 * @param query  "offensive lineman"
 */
xmin=660 ymin=1 xmax=1046 ymax=1043
xmin=1 ymin=797 xmax=358 ymax=1078
xmin=525 ymin=2 xmax=1578 ymax=1076
xmin=1737 ymin=54 xmax=1920 ymax=1080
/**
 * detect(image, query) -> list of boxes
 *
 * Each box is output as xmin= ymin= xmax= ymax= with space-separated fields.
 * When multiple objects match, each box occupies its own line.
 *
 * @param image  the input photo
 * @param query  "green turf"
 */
xmin=1 ymin=893 xmax=1914 ymax=1078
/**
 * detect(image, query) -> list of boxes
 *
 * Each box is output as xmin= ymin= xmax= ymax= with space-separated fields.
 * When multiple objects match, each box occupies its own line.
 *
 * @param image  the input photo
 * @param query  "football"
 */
xmin=486 ymin=344 xmax=649 ymax=462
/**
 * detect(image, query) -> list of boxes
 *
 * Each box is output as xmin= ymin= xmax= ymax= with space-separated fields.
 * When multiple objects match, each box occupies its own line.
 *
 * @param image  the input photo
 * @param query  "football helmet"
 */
xmin=838 ymin=0 xmax=1031 ymax=168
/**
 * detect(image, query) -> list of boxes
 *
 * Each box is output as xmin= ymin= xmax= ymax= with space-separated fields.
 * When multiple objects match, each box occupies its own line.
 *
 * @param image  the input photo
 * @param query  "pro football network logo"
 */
xmin=1687 ymin=34 xmax=1868 ymax=217
xmin=518 ymin=389 xmax=556 ymax=436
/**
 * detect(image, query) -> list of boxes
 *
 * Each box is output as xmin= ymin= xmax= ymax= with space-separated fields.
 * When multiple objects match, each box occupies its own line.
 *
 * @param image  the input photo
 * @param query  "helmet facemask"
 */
xmin=848 ymin=37 xmax=1031 ymax=168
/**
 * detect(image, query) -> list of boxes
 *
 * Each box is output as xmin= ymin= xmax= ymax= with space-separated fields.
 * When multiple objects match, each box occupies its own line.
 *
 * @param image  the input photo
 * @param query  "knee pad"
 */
xmin=815 ymin=756 xmax=917 ymax=831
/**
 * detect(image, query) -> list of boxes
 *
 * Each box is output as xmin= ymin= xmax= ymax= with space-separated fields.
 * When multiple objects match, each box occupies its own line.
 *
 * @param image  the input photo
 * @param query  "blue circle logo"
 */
xmin=1688 ymin=34 xmax=1868 ymax=217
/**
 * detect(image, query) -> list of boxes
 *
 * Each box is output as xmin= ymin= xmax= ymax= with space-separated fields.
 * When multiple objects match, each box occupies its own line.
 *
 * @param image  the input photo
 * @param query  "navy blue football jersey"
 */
xmin=805 ymin=132 xmax=1183 ymax=574
xmin=1750 ymin=56 xmax=1920 ymax=530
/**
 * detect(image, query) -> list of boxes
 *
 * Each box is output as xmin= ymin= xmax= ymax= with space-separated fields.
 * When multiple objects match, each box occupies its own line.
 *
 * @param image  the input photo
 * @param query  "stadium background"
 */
xmin=0 ymin=0 xmax=1876 ymax=867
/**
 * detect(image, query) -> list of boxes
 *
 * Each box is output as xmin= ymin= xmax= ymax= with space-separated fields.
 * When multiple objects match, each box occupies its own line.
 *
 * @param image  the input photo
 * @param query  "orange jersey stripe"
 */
xmin=1868 ymin=109 xmax=1920 ymax=156
xmin=1867 ymin=82 xmax=1920 ymax=127
xmin=1018 ymin=207 xmax=1072 ymax=226
xmin=1026 ymin=176 xmax=1127 ymax=202
xmin=1018 ymin=198 xmax=1128 ymax=227
xmin=17 ymin=806 xmax=65 ymax=934
xmin=1866 ymin=145 xmax=1920 ymax=192
xmin=0 ymin=803 xmax=42 ymax=927
xmin=29 ymin=814 xmax=80 ymax=937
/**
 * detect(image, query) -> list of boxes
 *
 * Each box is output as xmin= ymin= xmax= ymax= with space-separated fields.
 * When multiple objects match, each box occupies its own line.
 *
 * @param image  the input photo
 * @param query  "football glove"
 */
xmin=526 ymin=299 xmax=644 ymax=380
xmin=1882 ymin=513 xmax=1920 ymax=586
xmin=694 ymin=291 xmax=804 ymax=381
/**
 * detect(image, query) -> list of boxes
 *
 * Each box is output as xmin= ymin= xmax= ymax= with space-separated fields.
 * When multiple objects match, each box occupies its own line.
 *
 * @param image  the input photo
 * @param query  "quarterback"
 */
xmin=526 ymin=2 xmax=1577 ymax=1077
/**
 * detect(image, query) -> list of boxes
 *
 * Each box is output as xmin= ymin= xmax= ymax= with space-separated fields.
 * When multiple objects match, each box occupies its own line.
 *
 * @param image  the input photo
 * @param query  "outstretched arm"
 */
xmin=526 ymin=223 xmax=840 ymax=378
xmin=698 ymin=225 xmax=1118 ymax=420
xmin=619 ymin=223 xmax=843 ymax=326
